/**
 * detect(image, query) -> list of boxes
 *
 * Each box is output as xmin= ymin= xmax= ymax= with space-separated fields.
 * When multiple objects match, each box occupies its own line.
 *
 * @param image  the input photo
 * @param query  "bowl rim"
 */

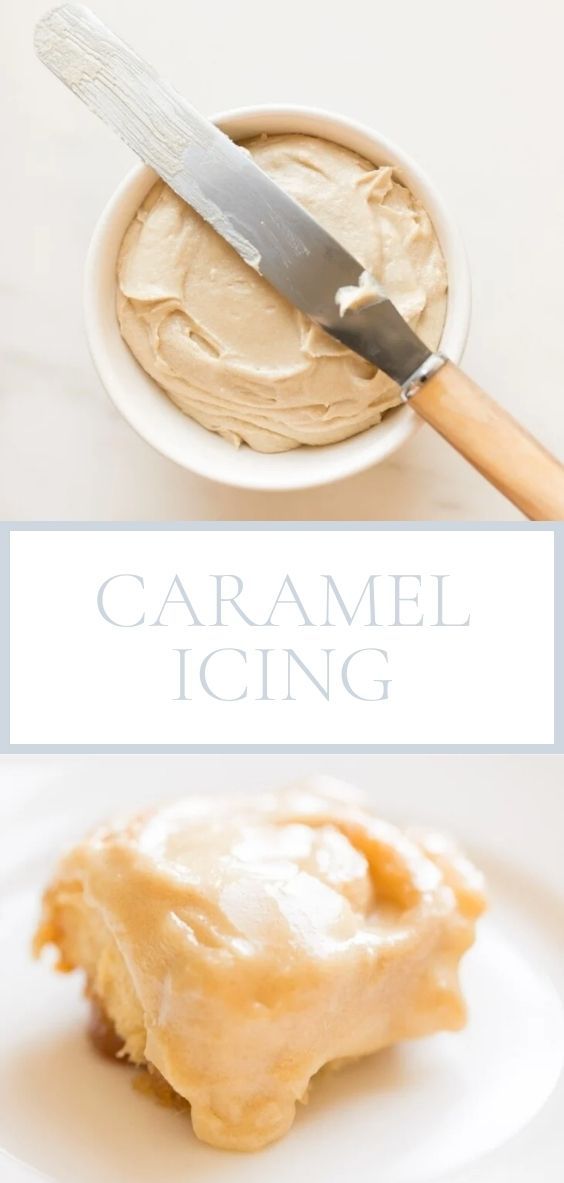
xmin=84 ymin=102 xmax=472 ymax=491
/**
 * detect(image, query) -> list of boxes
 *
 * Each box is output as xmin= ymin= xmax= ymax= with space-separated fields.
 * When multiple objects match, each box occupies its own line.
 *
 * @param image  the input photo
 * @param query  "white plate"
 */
xmin=1 ymin=755 xmax=563 ymax=1183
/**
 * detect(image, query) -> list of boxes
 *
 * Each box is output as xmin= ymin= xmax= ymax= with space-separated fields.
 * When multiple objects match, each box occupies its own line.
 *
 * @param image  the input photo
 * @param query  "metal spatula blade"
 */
xmin=34 ymin=3 xmax=431 ymax=387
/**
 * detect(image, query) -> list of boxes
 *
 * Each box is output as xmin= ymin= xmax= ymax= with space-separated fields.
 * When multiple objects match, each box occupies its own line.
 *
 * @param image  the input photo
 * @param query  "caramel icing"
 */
xmin=117 ymin=135 xmax=447 ymax=452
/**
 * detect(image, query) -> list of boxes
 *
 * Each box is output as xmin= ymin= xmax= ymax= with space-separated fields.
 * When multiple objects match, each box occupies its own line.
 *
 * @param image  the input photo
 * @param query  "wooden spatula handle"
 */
xmin=410 ymin=361 xmax=564 ymax=520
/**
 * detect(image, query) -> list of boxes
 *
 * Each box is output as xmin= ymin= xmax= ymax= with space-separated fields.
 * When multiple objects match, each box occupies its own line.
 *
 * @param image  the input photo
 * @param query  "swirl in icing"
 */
xmin=117 ymin=135 xmax=448 ymax=452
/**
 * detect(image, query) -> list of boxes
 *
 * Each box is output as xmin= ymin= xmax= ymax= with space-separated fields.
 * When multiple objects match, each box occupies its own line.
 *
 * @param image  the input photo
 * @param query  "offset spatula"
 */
xmin=35 ymin=4 xmax=564 ymax=519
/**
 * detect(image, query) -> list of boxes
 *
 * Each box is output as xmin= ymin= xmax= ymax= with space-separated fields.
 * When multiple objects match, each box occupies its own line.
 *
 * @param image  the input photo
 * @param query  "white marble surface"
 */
xmin=1 ymin=0 xmax=563 ymax=521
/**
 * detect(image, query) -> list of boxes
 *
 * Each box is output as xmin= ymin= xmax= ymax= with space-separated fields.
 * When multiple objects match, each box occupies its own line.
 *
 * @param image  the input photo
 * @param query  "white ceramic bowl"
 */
xmin=84 ymin=105 xmax=471 ymax=490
